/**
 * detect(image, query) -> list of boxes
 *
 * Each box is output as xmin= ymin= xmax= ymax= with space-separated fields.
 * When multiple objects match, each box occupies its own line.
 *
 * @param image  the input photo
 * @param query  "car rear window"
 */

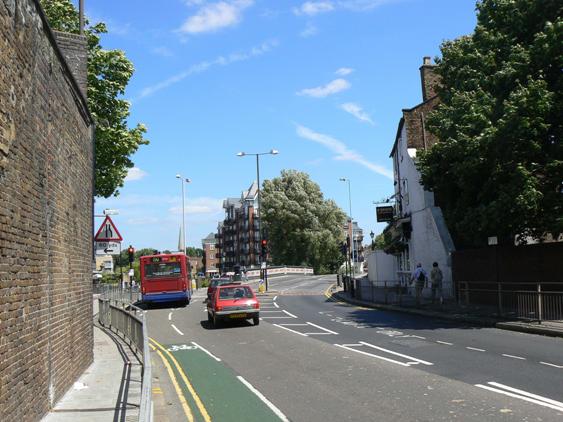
xmin=218 ymin=286 xmax=254 ymax=300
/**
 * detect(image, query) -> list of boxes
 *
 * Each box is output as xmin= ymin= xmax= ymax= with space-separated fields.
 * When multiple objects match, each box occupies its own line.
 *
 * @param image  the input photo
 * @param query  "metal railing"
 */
xmin=457 ymin=281 xmax=563 ymax=323
xmin=98 ymin=287 xmax=151 ymax=422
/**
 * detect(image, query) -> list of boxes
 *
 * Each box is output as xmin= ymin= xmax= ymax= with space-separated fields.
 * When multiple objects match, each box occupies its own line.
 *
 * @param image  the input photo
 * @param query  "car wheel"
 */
xmin=207 ymin=312 xmax=212 ymax=323
xmin=253 ymin=315 xmax=260 ymax=326
xmin=213 ymin=314 xmax=219 ymax=327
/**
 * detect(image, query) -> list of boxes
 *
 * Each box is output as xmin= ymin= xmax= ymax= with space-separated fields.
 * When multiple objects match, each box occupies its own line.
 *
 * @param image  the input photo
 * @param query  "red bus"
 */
xmin=140 ymin=253 xmax=191 ymax=305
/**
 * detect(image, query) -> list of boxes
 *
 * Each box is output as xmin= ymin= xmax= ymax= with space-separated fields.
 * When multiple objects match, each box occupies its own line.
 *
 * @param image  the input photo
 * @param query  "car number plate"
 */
xmin=229 ymin=313 xmax=247 ymax=319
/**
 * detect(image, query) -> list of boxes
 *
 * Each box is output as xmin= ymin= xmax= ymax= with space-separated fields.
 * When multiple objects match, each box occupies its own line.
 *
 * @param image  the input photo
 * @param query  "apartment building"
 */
xmin=215 ymin=181 xmax=261 ymax=273
xmin=202 ymin=233 xmax=219 ymax=276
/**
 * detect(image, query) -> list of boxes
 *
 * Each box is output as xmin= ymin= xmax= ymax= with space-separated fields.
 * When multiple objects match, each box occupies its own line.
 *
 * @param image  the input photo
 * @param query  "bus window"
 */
xmin=144 ymin=262 xmax=181 ymax=279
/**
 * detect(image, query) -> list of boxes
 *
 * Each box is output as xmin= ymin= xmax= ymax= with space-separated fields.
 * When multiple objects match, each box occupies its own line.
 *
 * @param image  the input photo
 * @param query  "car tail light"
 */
xmin=216 ymin=304 xmax=222 ymax=311
xmin=141 ymin=286 xmax=146 ymax=294
xmin=252 ymin=302 xmax=259 ymax=309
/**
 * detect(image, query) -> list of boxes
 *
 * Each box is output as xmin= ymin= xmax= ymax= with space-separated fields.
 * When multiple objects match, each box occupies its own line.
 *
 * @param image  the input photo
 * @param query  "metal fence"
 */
xmin=98 ymin=288 xmax=151 ymax=422
xmin=457 ymin=281 xmax=563 ymax=323
xmin=95 ymin=283 xmax=141 ymax=304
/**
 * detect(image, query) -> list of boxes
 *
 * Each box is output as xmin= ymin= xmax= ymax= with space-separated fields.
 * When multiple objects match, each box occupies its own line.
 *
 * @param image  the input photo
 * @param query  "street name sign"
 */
xmin=94 ymin=215 xmax=123 ymax=242
xmin=95 ymin=241 xmax=120 ymax=255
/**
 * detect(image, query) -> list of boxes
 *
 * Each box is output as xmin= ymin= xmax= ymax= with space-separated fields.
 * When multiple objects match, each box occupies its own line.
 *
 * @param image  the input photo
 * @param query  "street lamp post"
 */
xmin=175 ymin=174 xmax=191 ymax=254
xmin=339 ymin=178 xmax=355 ymax=281
xmin=237 ymin=149 xmax=279 ymax=291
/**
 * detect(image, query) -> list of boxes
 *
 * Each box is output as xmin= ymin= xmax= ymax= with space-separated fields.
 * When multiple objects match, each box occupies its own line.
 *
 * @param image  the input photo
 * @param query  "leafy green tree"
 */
xmin=41 ymin=0 xmax=148 ymax=197
xmin=261 ymin=170 xmax=347 ymax=274
xmin=185 ymin=247 xmax=203 ymax=257
xmin=418 ymin=0 xmax=562 ymax=247
xmin=373 ymin=233 xmax=386 ymax=250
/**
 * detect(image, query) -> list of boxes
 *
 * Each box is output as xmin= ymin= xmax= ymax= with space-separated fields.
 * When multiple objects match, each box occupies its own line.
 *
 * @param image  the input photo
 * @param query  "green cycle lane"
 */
xmin=157 ymin=342 xmax=287 ymax=422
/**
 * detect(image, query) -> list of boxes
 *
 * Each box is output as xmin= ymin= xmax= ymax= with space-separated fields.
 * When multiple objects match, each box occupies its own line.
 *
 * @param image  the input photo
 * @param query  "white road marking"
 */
xmin=306 ymin=322 xmax=338 ymax=335
xmin=502 ymin=354 xmax=526 ymax=360
xmin=273 ymin=324 xmax=308 ymax=337
xmin=540 ymin=361 xmax=563 ymax=369
xmin=282 ymin=310 xmax=298 ymax=318
xmin=168 ymin=312 xmax=172 ymax=321
xmin=436 ymin=341 xmax=453 ymax=346
xmin=475 ymin=382 xmax=563 ymax=413
xmin=260 ymin=316 xmax=296 ymax=319
xmin=260 ymin=310 xmax=285 ymax=313
xmin=237 ymin=376 xmax=290 ymax=422
xmin=274 ymin=302 xmax=280 ymax=308
xmin=171 ymin=324 xmax=184 ymax=336
xmin=359 ymin=341 xmax=433 ymax=366
xmin=466 ymin=347 xmax=486 ymax=352
xmin=304 ymin=332 xmax=332 ymax=335
xmin=335 ymin=344 xmax=411 ymax=367
xmin=277 ymin=323 xmax=308 ymax=326
xmin=273 ymin=296 xmax=278 ymax=301
xmin=191 ymin=341 xmax=221 ymax=362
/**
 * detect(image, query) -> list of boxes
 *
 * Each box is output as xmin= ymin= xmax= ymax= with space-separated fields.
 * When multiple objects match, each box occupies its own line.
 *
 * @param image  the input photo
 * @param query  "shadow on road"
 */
xmin=135 ymin=301 xmax=189 ymax=311
xmin=199 ymin=319 xmax=255 ymax=330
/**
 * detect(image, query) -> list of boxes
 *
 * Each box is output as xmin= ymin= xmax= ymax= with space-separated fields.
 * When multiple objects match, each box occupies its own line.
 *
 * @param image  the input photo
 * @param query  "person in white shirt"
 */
xmin=411 ymin=263 xmax=428 ymax=305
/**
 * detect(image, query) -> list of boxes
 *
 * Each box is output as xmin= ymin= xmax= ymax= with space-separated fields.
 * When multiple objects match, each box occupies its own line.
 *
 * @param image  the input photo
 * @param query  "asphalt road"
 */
xmin=146 ymin=274 xmax=563 ymax=421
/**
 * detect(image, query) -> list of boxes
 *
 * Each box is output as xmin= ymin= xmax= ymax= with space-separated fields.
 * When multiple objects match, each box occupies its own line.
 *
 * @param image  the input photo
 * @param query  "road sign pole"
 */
xmin=119 ymin=243 xmax=123 ymax=287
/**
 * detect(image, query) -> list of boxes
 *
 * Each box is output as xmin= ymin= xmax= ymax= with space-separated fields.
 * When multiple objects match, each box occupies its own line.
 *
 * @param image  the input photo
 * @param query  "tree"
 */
xmin=185 ymin=247 xmax=203 ymax=257
xmin=417 ymin=0 xmax=562 ymax=247
xmin=41 ymin=0 xmax=148 ymax=197
xmin=261 ymin=170 xmax=347 ymax=274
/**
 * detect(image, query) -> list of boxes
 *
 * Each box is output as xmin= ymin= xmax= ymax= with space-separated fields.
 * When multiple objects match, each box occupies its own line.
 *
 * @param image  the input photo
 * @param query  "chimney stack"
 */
xmin=419 ymin=56 xmax=439 ymax=101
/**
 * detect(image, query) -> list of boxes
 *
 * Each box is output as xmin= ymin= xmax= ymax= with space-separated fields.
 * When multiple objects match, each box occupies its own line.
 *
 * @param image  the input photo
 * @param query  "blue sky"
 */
xmin=92 ymin=0 xmax=478 ymax=251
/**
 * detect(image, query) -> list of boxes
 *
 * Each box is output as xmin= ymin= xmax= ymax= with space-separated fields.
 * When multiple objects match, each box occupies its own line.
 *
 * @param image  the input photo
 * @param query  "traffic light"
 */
xmin=261 ymin=239 xmax=268 ymax=257
xmin=128 ymin=245 xmax=135 ymax=263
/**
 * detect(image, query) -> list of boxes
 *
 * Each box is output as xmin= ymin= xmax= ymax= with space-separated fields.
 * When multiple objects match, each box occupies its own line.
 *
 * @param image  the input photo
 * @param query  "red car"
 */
xmin=206 ymin=277 xmax=237 ymax=302
xmin=207 ymin=284 xmax=260 ymax=327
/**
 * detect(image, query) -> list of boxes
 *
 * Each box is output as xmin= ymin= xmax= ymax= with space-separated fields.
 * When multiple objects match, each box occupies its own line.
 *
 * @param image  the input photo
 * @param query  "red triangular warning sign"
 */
xmin=94 ymin=216 xmax=123 ymax=242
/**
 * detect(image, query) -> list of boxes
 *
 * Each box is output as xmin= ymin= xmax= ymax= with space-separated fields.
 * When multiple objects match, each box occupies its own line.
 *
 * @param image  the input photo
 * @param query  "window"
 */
xmin=219 ymin=286 xmax=253 ymax=300
xmin=144 ymin=262 xmax=181 ymax=279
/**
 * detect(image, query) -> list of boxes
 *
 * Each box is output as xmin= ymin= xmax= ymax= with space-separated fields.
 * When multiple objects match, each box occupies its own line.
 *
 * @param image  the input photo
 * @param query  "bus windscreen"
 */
xmin=144 ymin=262 xmax=182 ymax=279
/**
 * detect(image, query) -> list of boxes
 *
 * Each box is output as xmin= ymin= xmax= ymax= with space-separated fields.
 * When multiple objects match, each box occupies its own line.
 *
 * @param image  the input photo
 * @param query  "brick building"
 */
xmin=201 ymin=233 xmax=218 ymax=276
xmin=215 ymin=182 xmax=261 ymax=273
xmin=0 ymin=1 xmax=94 ymax=420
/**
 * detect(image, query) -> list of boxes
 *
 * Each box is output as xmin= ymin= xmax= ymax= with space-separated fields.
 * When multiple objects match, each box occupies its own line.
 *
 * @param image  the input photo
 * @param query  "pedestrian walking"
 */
xmin=410 ymin=263 xmax=427 ymax=305
xmin=430 ymin=262 xmax=444 ymax=304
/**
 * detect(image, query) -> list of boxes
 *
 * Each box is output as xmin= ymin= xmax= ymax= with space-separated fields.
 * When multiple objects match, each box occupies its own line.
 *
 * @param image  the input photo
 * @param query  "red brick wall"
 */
xmin=0 ymin=1 xmax=94 ymax=421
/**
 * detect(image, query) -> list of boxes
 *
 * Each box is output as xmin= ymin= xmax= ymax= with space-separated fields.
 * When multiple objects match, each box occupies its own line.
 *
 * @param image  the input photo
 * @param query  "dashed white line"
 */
xmin=540 ymin=361 xmax=563 ymax=369
xmin=436 ymin=341 xmax=453 ymax=346
xmin=191 ymin=341 xmax=221 ymax=362
xmin=502 ymin=354 xmax=526 ymax=360
xmin=282 ymin=310 xmax=298 ymax=318
xmin=273 ymin=296 xmax=278 ymax=301
xmin=171 ymin=324 xmax=184 ymax=336
xmin=273 ymin=324 xmax=308 ymax=336
xmin=466 ymin=347 xmax=486 ymax=352
xmin=237 ymin=376 xmax=289 ymax=422
xmin=168 ymin=312 xmax=172 ymax=321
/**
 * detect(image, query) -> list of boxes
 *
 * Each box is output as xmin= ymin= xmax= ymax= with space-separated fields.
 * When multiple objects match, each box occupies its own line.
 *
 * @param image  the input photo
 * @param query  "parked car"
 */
xmin=207 ymin=284 xmax=260 ymax=327
xmin=206 ymin=277 xmax=236 ymax=301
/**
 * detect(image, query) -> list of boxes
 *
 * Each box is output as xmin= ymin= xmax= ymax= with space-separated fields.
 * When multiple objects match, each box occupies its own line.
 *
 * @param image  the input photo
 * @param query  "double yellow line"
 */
xmin=149 ymin=338 xmax=211 ymax=422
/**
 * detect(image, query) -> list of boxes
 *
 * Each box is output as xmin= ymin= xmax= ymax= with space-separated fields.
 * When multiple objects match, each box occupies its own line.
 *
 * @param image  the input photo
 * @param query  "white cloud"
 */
xmin=296 ymin=124 xmax=393 ymax=179
xmin=293 ymin=0 xmax=396 ymax=16
xmin=179 ymin=0 xmax=254 ymax=34
xmin=340 ymin=102 xmax=375 ymax=125
xmin=169 ymin=197 xmax=224 ymax=215
xmin=297 ymin=78 xmax=350 ymax=98
xmin=124 ymin=167 xmax=148 ymax=182
xmin=136 ymin=39 xmax=278 ymax=100
xmin=152 ymin=46 xmax=174 ymax=57
xmin=300 ymin=22 xmax=319 ymax=37
xmin=293 ymin=1 xmax=335 ymax=16
xmin=335 ymin=67 xmax=354 ymax=76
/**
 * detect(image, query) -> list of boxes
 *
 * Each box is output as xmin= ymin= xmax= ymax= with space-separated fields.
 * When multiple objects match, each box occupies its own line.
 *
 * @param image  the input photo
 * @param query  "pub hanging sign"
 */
xmin=376 ymin=206 xmax=394 ymax=222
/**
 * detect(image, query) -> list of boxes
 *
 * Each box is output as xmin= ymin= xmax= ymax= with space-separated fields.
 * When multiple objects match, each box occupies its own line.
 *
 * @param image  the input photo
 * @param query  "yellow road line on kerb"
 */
xmin=150 ymin=338 xmax=212 ymax=422
xmin=324 ymin=283 xmax=370 ymax=310
xmin=149 ymin=343 xmax=194 ymax=422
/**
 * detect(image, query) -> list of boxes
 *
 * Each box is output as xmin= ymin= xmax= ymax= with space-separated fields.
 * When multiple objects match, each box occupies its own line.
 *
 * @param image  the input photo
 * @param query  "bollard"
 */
xmin=537 ymin=283 xmax=542 ymax=324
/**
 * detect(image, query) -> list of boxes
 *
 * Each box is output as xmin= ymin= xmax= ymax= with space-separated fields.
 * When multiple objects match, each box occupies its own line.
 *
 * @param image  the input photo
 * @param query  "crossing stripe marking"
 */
xmin=476 ymin=382 xmax=563 ymax=413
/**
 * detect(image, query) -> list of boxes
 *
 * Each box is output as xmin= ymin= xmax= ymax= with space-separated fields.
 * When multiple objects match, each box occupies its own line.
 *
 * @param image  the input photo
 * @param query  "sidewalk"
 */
xmin=42 ymin=298 xmax=142 ymax=422
xmin=331 ymin=286 xmax=563 ymax=338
